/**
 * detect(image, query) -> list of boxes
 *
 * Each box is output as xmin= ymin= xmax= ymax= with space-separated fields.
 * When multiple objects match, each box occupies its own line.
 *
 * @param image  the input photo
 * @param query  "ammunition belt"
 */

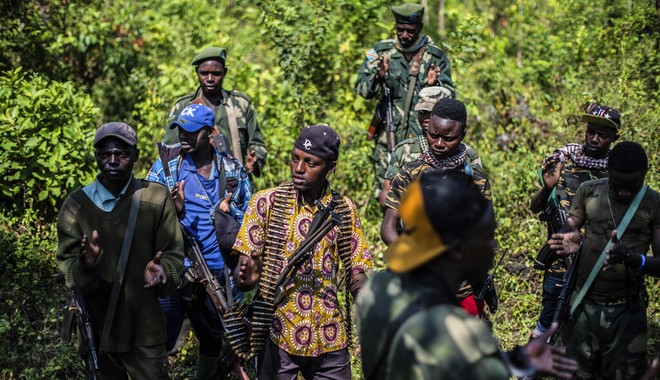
xmin=224 ymin=183 xmax=356 ymax=359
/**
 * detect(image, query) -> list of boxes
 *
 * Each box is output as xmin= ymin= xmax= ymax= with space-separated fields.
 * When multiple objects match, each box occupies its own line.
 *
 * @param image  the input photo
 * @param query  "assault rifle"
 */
xmin=273 ymin=197 xmax=342 ymax=305
xmin=180 ymin=226 xmax=231 ymax=314
xmin=474 ymin=249 xmax=508 ymax=314
xmin=548 ymin=247 xmax=581 ymax=345
xmin=534 ymin=206 xmax=567 ymax=270
xmin=181 ymin=226 xmax=251 ymax=379
xmin=61 ymin=290 xmax=100 ymax=379
xmin=382 ymin=82 xmax=396 ymax=156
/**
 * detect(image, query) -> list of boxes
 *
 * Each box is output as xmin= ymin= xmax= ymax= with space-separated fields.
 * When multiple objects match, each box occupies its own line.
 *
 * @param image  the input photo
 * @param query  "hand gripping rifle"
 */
xmin=474 ymin=249 xmax=508 ymax=314
xmin=181 ymin=226 xmax=253 ymax=379
xmin=534 ymin=207 xmax=567 ymax=270
xmin=61 ymin=290 xmax=100 ymax=380
xmin=181 ymin=226 xmax=231 ymax=313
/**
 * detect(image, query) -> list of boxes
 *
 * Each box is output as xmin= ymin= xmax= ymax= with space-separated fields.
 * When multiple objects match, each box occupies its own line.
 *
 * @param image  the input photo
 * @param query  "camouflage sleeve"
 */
xmin=242 ymin=98 xmax=268 ymax=173
xmin=473 ymin=169 xmax=492 ymax=202
xmin=384 ymin=167 xmax=414 ymax=210
xmin=354 ymin=47 xmax=381 ymax=100
xmin=464 ymin=143 xmax=483 ymax=172
xmin=163 ymin=97 xmax=190 ymax=145
xmin=384 ymin=143 xmax=406 ymax=180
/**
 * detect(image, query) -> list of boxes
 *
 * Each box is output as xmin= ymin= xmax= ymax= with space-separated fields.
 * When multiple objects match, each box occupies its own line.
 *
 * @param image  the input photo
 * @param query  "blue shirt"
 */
xmin=178 ymin=155 xmax=224 ymax=269
xmin=147 ymin=144 xmax=252 ymax=270
xmin=82 ymin=174 xmax=133 ymax=212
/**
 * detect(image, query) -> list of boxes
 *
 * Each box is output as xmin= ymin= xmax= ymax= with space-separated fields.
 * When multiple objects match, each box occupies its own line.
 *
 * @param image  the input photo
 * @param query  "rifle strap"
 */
xmin=401 ymin=44 xmax=427 ymax=133
xmin=568 ymin=185 xmax=648 ymax=317
xmin=99 ymin=185 xmax=142 ymax=353
xmin=222 ymin=90 xmax=244 ymax=166
xmin=157 ymin=143 xmax=227 ymax=210
xmin=537 ymin=169 xmax=559 ymax=209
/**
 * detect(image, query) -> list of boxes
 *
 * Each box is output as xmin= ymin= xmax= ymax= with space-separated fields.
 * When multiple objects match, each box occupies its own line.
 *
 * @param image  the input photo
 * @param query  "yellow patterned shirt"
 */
xmin=233 ymin=185 xmax=373 ymax=356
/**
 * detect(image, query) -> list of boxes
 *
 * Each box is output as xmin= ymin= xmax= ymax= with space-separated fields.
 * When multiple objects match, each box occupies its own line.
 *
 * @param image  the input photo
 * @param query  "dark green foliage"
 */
xmin=0 ymin=68 xmax=98 ymax=220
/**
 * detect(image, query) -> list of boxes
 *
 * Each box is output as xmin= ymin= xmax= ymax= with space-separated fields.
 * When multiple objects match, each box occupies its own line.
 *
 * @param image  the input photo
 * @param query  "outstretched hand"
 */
xmin=426 ymin=63 xmax=441 ymax=85
xmin=525 ymin=323 xmax=578 ymax=379
xmin=80 ymin=230 xmax=101 ymax=265
xmin=548 ymin=218 xmax=581 ymax=256
xmin=144 ymin=251 xmax=167 ymax=288
xmin=245 ymin=150 xmax=258 ymax=174
xmin=234 ymin=252 xmax=261 ymax=292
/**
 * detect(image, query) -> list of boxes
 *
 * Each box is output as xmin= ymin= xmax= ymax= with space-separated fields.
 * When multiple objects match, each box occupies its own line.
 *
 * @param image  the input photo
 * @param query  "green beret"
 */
xmin=191 ymin=47 xmax=227 ymax=66
xmin=391 ymin=3 xmax=425 ymax=24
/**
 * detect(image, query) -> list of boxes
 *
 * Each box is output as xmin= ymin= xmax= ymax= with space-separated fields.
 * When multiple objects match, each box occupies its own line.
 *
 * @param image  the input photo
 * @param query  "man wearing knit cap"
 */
xmin=56 ymin=122 xmax=184 ymax=379
xmin=357 ymin=171 xmax=578 ymax=379
xmin=355 ymin=2 xmax=455 ymax=195
xmin=164 ymin=46 xmax=268 ymax=176
xmin=378 ymin=85 xmax=482 ymax=208
xmin=230 ymin=124 xmax=374 ymax=379
xmin=528 ymin=102 xmax=620 ymax=342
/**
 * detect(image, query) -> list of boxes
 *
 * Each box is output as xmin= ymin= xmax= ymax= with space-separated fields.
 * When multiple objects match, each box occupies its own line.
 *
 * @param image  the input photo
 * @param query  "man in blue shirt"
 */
xmin=147 ymin=104 xmax=251 ymax=379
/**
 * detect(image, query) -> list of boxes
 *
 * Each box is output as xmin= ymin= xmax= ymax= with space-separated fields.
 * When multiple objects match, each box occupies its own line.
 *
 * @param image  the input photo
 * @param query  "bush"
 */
xmin=0 ymin=68 xmax=99 ymax=220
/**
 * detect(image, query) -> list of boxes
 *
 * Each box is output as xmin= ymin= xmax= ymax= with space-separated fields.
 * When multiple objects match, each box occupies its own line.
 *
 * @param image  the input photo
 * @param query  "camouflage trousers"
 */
xmin=560 ymin=298 xmax=647 ymax=379
xmin=373 ymin=142 xmax=389 ymax=194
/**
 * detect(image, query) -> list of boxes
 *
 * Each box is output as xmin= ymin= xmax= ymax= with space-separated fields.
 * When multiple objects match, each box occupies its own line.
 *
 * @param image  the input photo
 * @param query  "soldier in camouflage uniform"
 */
xmin=379 ymin=85 xmax=482 ymax=208
xmin=355 ymin=3 xmax=454 ymax=193
xmin=357 ymin=171 xmax=578 ymax=380
xmin=529 ymin=103 xmax=620 ymax=339
xmin=381 ymin=98 xmax=490 ymax=317
xmin=549 ymin=141 xmax=660 ymax=379
xmin=164 ymin=47 xmax=268 ymax=176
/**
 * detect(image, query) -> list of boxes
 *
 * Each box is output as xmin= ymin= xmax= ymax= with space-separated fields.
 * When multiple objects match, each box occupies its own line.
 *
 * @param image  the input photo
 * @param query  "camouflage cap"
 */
xmin=191 ymin=47 xmax=227 ymax=66
xmin=391 ymin=3 xmax=425 ymax=24
xmin=415 ymin=86 xmax=453 ymax=112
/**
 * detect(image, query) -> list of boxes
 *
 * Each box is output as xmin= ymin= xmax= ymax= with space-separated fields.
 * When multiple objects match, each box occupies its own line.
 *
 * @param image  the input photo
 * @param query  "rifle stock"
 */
xmin=62 ymin=290 xmax=99 ymax=380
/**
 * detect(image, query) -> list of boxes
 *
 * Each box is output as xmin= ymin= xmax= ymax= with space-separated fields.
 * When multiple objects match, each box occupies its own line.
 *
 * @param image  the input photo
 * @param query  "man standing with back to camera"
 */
xmin=164 ymin=47 xmax=268 ymax=176
xmin=355 ymin=2 xmax=454 ymax=194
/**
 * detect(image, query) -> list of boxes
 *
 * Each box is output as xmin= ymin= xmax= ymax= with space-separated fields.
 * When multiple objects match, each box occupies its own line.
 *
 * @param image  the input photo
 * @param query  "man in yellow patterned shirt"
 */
xmin=232 ymin=124 xmax=374 ymax=379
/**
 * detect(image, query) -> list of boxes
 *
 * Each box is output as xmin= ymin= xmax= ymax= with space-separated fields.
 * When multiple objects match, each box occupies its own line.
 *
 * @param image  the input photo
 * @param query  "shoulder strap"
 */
xmin=223 ymin=91 xmax=244 ymax=166
xmin=99 ymin=185 xmax=143 ymax=353
xmin=367 ymin=290 xmax=440 ymax=380
xmin=401 ymin=43 xmax=427 ymax=132
xmin=214 ymin=152 xmax=227 ymax=201
xmin=537 ymin=169 xmax=559 ymax=209
xmin=569 ymin=185 xmax=648 ymax=317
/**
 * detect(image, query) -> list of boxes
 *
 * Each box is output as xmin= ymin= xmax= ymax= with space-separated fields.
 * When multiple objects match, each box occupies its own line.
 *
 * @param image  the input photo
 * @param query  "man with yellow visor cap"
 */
xmin=356 ymin=171 xmax=578 ymax=380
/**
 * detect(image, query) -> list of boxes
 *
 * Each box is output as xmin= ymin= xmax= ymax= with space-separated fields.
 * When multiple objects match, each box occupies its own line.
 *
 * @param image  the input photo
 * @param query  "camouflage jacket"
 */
xmin=164 ymin=87 xmax=268 ymax=175
xmin=356 ymin=271 xmax=513 ymax=379
xmin=385 ymin=138 xmax=483 ymax=180
xmin=534 ymin=146 xmax=608 ymax=271
xmin=355 ymin=37 xmax=454 ymax=144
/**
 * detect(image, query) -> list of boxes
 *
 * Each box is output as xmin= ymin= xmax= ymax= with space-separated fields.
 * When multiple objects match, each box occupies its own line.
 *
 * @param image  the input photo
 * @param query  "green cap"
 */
xmin=191 ymin=47 xmax=227 ymax=66
xmin=391 ymin=3 xmax=425 ymax=24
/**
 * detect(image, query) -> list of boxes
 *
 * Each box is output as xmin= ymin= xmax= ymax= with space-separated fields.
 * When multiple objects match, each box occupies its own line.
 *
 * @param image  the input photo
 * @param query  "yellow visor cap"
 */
xmin=386 ymin=179 xmax=447 ymax=272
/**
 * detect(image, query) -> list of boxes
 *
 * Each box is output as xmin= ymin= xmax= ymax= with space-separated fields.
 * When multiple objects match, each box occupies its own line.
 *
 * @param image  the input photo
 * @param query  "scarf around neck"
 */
xmin=545 ymin=143 xmax=609 ymax=170
xmin=420 ymin=141 xmax=467 ymax=171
